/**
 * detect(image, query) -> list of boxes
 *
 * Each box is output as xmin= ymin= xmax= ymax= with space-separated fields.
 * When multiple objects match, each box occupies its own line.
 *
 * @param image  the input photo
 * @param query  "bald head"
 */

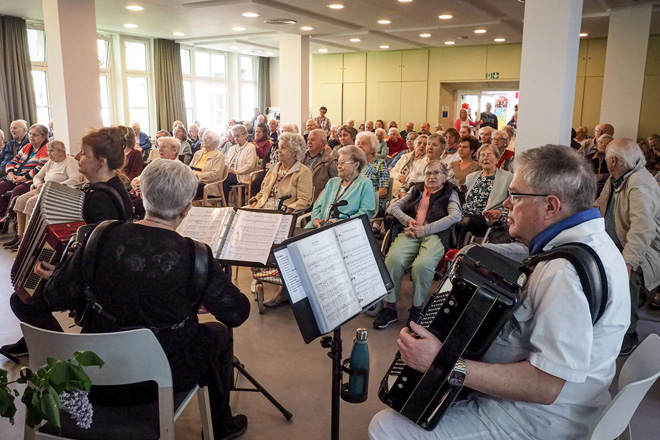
xmin=595 ymin=123 xmax=614 ymax=138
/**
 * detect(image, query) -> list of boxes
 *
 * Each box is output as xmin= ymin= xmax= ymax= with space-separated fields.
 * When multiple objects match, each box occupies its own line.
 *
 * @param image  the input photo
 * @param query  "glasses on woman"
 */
xmin=425 ymin=170 xmax=443 ymax=177
xmin=338 ymin=160 xmax=356 ymax=166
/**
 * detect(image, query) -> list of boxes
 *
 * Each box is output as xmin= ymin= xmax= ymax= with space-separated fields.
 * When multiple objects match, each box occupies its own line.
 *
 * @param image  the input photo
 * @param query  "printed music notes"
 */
xmin=177 ymin=207 xmax=234 ymax=255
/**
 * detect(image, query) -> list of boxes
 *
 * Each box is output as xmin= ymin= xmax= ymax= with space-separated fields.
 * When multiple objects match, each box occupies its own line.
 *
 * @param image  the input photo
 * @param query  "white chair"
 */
xmin=21 ymin=323 xmax=214 ymax=440
xmin=587 ymin=333 xmax=660 ymax=440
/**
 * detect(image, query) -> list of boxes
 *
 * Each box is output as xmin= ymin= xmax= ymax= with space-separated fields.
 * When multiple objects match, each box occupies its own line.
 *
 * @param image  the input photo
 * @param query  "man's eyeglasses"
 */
xmin=508 ymin=190 xmax=549 ymax=204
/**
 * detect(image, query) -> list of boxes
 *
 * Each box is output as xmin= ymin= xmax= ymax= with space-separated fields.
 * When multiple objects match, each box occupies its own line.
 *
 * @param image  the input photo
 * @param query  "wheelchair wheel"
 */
xmin=364 ymin=301 xmax=383 ymax=317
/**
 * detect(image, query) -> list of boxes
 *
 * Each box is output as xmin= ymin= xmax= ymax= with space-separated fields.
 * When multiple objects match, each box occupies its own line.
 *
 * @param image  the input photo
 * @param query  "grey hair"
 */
xmin=309 ymin=128 xmax=327 ymax=142
xmin=477 ymin=143 xmax=501 ymax=160
xmin=157 ymin=136 xmax=181 ymax=155
xmin=514 ymin=144 xmax=597 ymax=213
xmin=375 ymin=128 xmax=386 ymax=138
xmin=423 ymin=160 xmax=449 ymax=180
xmin=597 ymin=134 xmax=614 ymax=145
xmin=493 ymin=129 xmax=509 ymax=141
xmin=278 ymin=132 xmax=306 ymax=162
xmin=142 ymin=159 xmax=198 ymax=220
xmin=231 ymin=124 xmax=248 ymax=137
xmin=479 ymin=126 xmax=495 ymax=135
xmin=647 ymin=134 xmax=660 ymax=144
xmin=306 ymin=119 xmax=318 ymax=128
xmin=605 ymin=138 xmax=645 ymax=171
xmin=280 ymin=123 xmax=298 ymax=134
xmin=388 ymin=127 xmax=399 ymax=136
xmin=47 ymin=140 xmax=66 ymax=151
xmin=356 ymin=131 xmax=379 ymax=155
xmin=30 ymin=124 xmax=49 ymax=137
xmin=203 ymin=129 xmax=221 ymax=148
xmin=12 ymin=120 xmax=28 ymax=129
xmin=0 ymin=129 xmax=4 ymax=140
xmin=337 ymin=145 xmax=367 ymax=173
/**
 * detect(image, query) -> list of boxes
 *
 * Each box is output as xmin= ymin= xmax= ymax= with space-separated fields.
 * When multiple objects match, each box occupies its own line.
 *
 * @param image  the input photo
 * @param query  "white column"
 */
xmin=278 ymin=34 xmax=309 ymax=129
xmin=43 ymin=0 xmax=102 ymax=155
xmin=516 ymin=0 xmax=583 ymax=153
xmin=600 ymin=4 xmax=652 ymax=140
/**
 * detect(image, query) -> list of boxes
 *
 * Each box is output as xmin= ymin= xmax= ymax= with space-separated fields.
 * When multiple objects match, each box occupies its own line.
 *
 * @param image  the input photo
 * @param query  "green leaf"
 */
xmin=38 ymin=392 xmax=61 ymax=430
xmin=0 ymin=388 xmax=17 ymax=424
xmin=74 ymin=351 xmax=105 ymax=368
xmin=46 ymin=357 xmax=59 ymax=367
xmin=47 ymin=362 xmax=75 ymax=388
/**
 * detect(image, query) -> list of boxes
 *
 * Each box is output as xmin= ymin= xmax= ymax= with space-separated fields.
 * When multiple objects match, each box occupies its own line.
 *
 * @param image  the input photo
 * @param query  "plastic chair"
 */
xmin=587 ymin=333 xmax=660 ymax=440
xmin=21 ymin=323 xmax=214 ymax=440
xmin=198 ymin=165 xmax=229 ymax=207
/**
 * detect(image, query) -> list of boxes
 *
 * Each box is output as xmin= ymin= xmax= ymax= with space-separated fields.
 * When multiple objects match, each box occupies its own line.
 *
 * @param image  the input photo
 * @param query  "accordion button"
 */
xmin=444 ymin=308 xmax=450 ymax=313
xmin=402 ymin=376 xmax=407 ymax=382
xmin=397 ymin=383 xmax=404 ymax=389
xmin=448 ymin=300 xmax=455 ymax=306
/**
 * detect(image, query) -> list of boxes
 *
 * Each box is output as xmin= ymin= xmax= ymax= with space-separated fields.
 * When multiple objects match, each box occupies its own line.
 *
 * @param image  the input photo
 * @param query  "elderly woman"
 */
xmin=4 ymin=141 xmax=80 ymax=251
xmin=457 ymin=143 xmax=513 ymax=240
xmin=35 ymin=159 xmax=251 ymax=440
xmin=390 ymin=134 xmax=427 ymax=196
xmin=592 ymin=133 xmax=613 ymax=191
xmin=173 ymin=125 xmax=193 ymax=165
xmin=121 ymin=125 xmax=143 ymax=181
xmin=189 ymin=129 xmax=226 ymax=199
xmin=451 ymin=135 xmax=481 ymax=188
xmin=373 ymin=160 xmax=462 ymax=329
xmin=356 ymin=131 xmax=389 ymax=215
xmin=249 ymin=133 xmax=312 ymax=212
xmin=402 ymin=134 xmax=451 ymax=194
xmin=308 ymin=145 xmax=376 ymax=228
xmin=222 ymin=124 xmax=259 ymax=201
xmin=492 ymin=130 xmax=515 ymax=171
xmin=375 ymin=128 xmax=388 ymax=159
xmin=249 ymin=123 xmax=274 ymax=196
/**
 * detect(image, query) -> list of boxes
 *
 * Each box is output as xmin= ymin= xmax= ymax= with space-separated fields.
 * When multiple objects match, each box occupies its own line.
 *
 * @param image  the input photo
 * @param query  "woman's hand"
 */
xmin=36 ymin=183 xmax=43 ymax=191
xmin=399 ymin=174 xmax=407 ymax=183
xmin=482 ymin=209 xmax=501 ymax=221
xmin=249 ymin=202 xmax=257 ymax=208
xmin=313 ymin=219 xmax=324 ymax=229
xmin=228 ymin=169 xmax=236 ymax=174
xmin=34 ymin=261 xmax=56 ymax=280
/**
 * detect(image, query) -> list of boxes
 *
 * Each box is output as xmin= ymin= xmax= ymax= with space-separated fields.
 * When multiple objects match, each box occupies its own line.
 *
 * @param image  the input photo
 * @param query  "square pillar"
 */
xmin=279 ymin=34 xmax=309 ymax=130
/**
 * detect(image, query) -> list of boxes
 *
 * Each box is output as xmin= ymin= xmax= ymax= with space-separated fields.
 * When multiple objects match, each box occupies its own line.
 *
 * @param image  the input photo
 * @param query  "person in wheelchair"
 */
xmin=373 ymin=160 xmax=462 ymax=329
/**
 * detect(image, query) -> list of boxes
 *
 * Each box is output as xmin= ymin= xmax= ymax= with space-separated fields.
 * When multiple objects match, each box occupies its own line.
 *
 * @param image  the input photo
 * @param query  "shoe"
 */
xmin=216 ymin=414 xmax=248 ymax=440
xmin=264 ymin=291 xmax=288 ymax=308
xmin=8 ymin=237 xmax=21 ymax=251
xmin=650 ymin=291 xmax=660 ymax=310
xmin=1 ymin=337 xmax=28 ymax=357
xmin=407 ymin=306 xmax=422 ymax=327
xmin=619 ymin=333 xmax=639 ymax=357
xmin=373 ymin=306 xmax=398 ymax=329
xmin=3 ymin=235 xmax=20 ymax=248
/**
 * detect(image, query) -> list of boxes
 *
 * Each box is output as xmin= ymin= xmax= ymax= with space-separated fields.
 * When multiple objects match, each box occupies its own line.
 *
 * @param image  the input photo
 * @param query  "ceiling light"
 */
xmin=380 ymin=45 xmax=390 ymax=49
xmin=378 ymin=19 xmax=391 ymax=24
xmin=474 ymin=29 xmax=486 ymax=34
xmin=319 ymin=48 xmax=328 ymax=53
xmin=494 ymin=38 xmax=505 ymax=42
xmin=328 ymin=4 xmax=344 ymax=9
xmin=125 ymin=5 xmax=144 ymax=11
xmin=419 ymin=33 xmax=431 ymax=38
xmin=398 ymin=0 xmax=413 ymax=2
xmin=350 ymin=38 xmax=360 ymax=42
xmin=264 ymin=18 xmax=297 ymax=25
xmin=172 ymin=32 xmax=185 ymax=37
xmin=438 ymin=14 xmax=453 ymax=19
xmin=444 ymin=41 xmax=455 ymax=45
xmin=242 ymin=12 xmax=260 ymax=18
xmin=579 ymin=32 xmax=588 ymax=37
xmin=123 ymin=24 xmax=138 ymax=28
xmin=232 ymin=27 xmax=246 ymax=31
xmin=230 ymin=46 xmax=239 ymax=50
xmin=300 ymin=26 xmax=314 ymax=31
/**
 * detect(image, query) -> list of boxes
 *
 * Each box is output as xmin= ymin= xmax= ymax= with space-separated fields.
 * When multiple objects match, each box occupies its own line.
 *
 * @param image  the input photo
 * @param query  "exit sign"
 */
xmin=486 ymin=72 xmax=500 ymax=79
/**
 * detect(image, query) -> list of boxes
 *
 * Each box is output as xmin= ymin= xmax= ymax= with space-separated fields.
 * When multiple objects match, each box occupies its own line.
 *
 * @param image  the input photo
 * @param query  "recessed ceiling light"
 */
xmin=419 ymin=33 xmax=431 ymax=38
xmin=172 ymin=32 xmax=185 ymax=37
xmin=494 ymin=38 xmax=505 ymax=42
xmin=264 ymin=18 xmax=297 ymax=25
xmin=474 ymin=29 xmax=486 ymax=34
xmin=125 ymin=5 xmax=144 ymax=11
xmin=398 ymin=0 xmax=413 ymax=2
xmin=438 ymin=14 xmax=453 ymax=19
xmin=328 ymin=4 xmax=344 ymax=9
xmin=445 ymin=41 xmax=455 ymax=45
xmin=300 ymin=26 xmax=314 ymax=31
xmin=123 ymin=24 xmax=138 ymax=28
xmin=378 ymin=19 xmax=391 ymax=24
xmin=242 ymin=12 xmax=260 ymax=18
xmin=232 ymin=27 xmax=246 ymax=31
xmin=380 ymin=45 xmax=390 ymax=49
xmin=350 ymin=38 xmax=361 ymax=42
xmin=230 ymin=46 xmax=239 ymax=50
xmin=319 ymin=48 xmax=328 ymax=53
xmin=579 ymin=32 xmax=588 ymax=37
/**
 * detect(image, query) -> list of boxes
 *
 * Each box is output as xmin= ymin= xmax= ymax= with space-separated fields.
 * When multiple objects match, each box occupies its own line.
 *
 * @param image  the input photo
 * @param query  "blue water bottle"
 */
xmin=348 ymin=328 xmax=369 ymax=400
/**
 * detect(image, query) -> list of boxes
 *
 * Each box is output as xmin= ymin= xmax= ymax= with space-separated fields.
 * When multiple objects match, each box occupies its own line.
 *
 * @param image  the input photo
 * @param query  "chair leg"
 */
xmin=23 ymin=424 xmax=35 ymax=440
xmin=197 ymin=386 xmax=214 ymax=440
xmin=158 ymin=388 xmax=175 ymax=440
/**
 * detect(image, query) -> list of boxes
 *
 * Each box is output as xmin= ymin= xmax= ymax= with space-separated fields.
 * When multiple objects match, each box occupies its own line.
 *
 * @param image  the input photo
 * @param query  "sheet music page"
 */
xmin=177 ymin=207 xmax=234 ymax=253
xmin=273 ymin=214 xmax=294 ymax=244
xmin=333 ymin=219 xmax=387 ymax=307
xmin=273 ymin=248 xmax=307 ymax=304
xmin=219 ymin=210 xmax=282 ymax=265
xmin=289 ymin=229 xmax=361 ymax=333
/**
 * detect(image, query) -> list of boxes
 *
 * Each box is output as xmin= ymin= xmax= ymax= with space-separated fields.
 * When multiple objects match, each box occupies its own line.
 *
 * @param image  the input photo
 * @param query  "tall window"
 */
xmin=239 ymin=56 xmax=257 ymax=122
xmin=122 ymin=38 xmax=152 ymax=135
xmin=98 ymin=38 xmax=113 ymax=127
xmin=180 ymin=47 xmax=228 ymax=129
xmin=27 ymin=28 xmax=50 ymax=124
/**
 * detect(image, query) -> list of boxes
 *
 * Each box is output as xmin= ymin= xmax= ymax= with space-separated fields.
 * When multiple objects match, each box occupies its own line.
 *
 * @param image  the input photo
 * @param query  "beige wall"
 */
xmin=311 ymin=35 xmax=660 ymax=139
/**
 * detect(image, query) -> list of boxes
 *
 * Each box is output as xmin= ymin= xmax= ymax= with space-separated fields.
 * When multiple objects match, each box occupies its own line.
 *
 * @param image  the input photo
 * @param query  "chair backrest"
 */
xmin=587 ymin=333 xmax=660 ymax=440
xmin=21 ymin=323 xmax=173 ymax=388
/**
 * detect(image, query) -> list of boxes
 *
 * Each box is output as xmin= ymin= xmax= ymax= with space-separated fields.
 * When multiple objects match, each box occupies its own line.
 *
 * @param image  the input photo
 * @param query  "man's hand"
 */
xmin=228 ymin=169 xmax=236 ymax=174
xmin=482 ymin=209 xmax=501 ymax=221
xmin=397 ymin=322 xmax=443 ymax=373
xmin=34 ymin=261 xmax=56 ymax=280
xmin=398 ymin=174 xmax=407 ymax=183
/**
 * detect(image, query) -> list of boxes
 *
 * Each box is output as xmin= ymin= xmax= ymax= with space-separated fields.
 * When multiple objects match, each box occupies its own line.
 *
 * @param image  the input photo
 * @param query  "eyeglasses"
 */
xmin=425 ymin=170 xmax=443 ymax=177
xmin=508 ymin=190 xmax=549 ymax=204
xmin=337 ymin=160 xmax=356 ymax=166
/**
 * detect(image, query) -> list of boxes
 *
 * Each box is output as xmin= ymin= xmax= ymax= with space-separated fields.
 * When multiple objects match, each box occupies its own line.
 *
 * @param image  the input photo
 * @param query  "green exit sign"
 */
xmin=486 ymin=72 xmax=500 ymax=79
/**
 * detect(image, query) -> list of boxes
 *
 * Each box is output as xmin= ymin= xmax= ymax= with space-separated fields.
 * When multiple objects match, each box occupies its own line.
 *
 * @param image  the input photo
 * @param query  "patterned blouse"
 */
xmin=464 ymin=174 xmax=495 ymax=215
xmin=361 ymin=157 xmax=390 ymax=211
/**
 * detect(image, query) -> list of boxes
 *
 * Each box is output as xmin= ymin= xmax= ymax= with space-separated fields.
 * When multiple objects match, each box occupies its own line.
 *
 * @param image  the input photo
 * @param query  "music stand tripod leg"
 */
xmin=0 ymin=348 xmax=20 ymax=364
xmin=232 ymin=356 xmax=293 ymax=420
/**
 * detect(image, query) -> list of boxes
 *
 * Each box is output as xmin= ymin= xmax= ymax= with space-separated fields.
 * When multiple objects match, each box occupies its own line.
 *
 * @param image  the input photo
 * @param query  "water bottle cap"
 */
xmin=356 ymin=328 xmax=368 ymax=341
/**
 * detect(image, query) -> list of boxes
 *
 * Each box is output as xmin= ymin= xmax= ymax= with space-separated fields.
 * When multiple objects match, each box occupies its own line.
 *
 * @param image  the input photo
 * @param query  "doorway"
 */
xmin=458 ymin=90 xmax=518 ymax=130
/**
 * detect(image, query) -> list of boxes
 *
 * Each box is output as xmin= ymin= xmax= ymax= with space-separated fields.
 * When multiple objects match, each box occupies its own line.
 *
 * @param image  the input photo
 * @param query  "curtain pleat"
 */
xmin=153 ymin=38 xmax=187 ymax=131
xmin=258 ymin=56 xmax=270 ymax=111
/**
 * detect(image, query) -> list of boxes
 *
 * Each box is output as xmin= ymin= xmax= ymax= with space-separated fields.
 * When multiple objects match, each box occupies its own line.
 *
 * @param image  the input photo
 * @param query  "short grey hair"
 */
xmin=605 ymin=138 xmax=645 ymax=171
xmin=157 ymin=136 xmax=181 ymax=155
xmin=375 ymin=128 xmax=386 ymax=138
xmin=597 ymin=134 xmax=613 ymax=145
xmin=30 ymin=124 xmax=49 ymax=137
xmin=337 ymin=145 xmax=367 ymax=173
xmin=388 ymin=127 xmax=399 ymax=136
xmin=12 ymin=120 xmax=28 ymax=130
xmin=280 ymin=123 xmax=298 ymax=134
xmin=203 ymin=129 xmax=221 ymax=148
xmin=477 ymin=143 xmax=501 ymax=160
xmin=479 ymin=126 xmax=495 ymax=135
xmin=493 ymin=130 xmax=509 ymax=141
xmin=423 ymin=160 xmax=449 ymax=180
xmin=309 ymin=129 xmax=327 ymax=142
xmin=515 ymin=144 xmax=597 ymax=214
xmin=142 ymin=159 xmax=198 ymax=220
xmin=278 ymin=132 xmax=306 ymax=162
xmin=231 ymin=124 xmax=248 ymax=137
xmin=355 ymin=131 xmax=379 ymax=155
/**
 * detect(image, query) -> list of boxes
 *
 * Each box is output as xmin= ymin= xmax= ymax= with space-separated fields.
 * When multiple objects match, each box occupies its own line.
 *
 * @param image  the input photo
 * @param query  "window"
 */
xmin=181 ymin=47 xmax=229 ymax=128
xmin=27 ymin=28 xmax=50 ymax=124
xmin=183 ymin=80 xmax=193 ymax=126
xmin=98 ymin=38 xmax=113 ymax=127
xmin=239 ymin=56 xmax=257 ymax=121
xmin=181 ymin=48 xmax=191 ymax=75
xmin=122 ymin=38 xmax=153 ymax=135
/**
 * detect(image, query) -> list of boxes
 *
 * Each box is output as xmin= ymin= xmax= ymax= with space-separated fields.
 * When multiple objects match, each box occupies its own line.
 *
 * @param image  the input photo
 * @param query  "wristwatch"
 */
xmin=448 ymin=357 xmax=466 ymax=386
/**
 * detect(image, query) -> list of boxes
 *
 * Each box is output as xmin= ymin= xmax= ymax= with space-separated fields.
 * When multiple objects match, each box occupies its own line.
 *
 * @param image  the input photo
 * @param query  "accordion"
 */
xmin=11 ymin=181 xmax=85 ymax=303
xmin=378 ymin=245 xmax=526 ymax=430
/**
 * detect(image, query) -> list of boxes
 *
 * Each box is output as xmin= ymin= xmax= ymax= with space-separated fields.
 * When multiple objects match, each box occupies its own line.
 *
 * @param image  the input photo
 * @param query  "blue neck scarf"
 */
xmin=529 ymin=208 xmax=601 ymax=255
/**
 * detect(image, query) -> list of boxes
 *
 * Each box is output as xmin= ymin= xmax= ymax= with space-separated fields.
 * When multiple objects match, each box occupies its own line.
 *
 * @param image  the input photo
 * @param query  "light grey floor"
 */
xmin=1 ymin=243 xmax=660 ymax=440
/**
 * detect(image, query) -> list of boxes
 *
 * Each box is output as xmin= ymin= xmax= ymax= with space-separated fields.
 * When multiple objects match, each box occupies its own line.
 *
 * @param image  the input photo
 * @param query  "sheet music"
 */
xmin=177 ymin=207 xmax=234 ymax=254
xmin=219 ymin=210 xmax=282 ymax=265
xmin=273 ymin=248 xmax=306 ymax=304
xmin=273 ymin=214 xmax=294 ymax=244
xmin=333 ymin=219 xmax=388 ymax=306
xmin=289 ymin=229 xmax=361 ymax=333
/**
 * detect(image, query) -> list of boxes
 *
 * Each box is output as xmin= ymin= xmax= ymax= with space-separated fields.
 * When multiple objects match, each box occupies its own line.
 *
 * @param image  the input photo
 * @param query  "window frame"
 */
xmin=27 ymin=26 xmax=51 ymax=125
xmin=120 ymin=36 xmax=155 ymax=135
xmin=238 ymin=55 xmax=258 ymax=122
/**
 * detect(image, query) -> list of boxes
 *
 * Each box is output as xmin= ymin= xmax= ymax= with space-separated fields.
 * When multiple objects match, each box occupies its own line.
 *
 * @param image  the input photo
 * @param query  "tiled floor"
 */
xmin=1 ymin=241 xmax=660 ymax=439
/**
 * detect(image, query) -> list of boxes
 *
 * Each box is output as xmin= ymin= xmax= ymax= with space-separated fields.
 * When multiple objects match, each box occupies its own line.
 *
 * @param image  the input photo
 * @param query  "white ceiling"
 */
xmin=2 ymin=0 xmax=659 ymax=56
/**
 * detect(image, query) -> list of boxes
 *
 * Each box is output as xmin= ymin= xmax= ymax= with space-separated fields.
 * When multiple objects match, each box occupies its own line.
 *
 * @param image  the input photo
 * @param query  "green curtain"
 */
xmin=0 ymin=16 xmax=36 ymax=131
xmin=153 ymin=38 xmax=187 ymax=131
xmin=258 ymin=56 xmax=270 ymax=111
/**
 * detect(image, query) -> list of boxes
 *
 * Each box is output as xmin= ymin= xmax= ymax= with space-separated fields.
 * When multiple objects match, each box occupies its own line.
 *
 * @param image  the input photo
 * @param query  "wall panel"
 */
xmin=401 ymin=49 xmax=429 ymax=82
xmin=401 ymin=81 xmax=428 ymax=126
xmin=486 ymin=44 xmax=522 ymax=80
xmin=585 ymin=39 xmax=607 ymax=77
xmin=581 ymin=76 xmax=604 ymax=131
xmin=639 ymin=75 xmax=660 ymax=139
xmin=343 ymin=53 xmax=366 ymax=83
xmin=367 ymin=51 xmax=402 ymax=82
xmin=343 ymin=82 xmax=365 ymax=124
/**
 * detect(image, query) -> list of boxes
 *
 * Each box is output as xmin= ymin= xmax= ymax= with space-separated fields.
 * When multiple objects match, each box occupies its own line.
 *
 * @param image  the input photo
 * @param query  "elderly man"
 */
xmin=595 ymin=138 xmax=660 ymax=355
xmin=332 ymin=124 xmax=358 ymax=157
xmin=303 ymin=128 xmax=338 ymax=202
xmin=1 ymin=120 xmax=29 ymax=176
xmin=131 ymin=122 xmax=152 ymax=156
xmin=365 ymin=120 xmax=375 ymax=133
xmin=386 ymin=128 xmax=406 ymax=158
xmin=256 ymin=114 xmax=266 ymax=125
xmin=268 ymin=118 xmax=279 ymax=143
xmin=314 ymin=106 xmax=332 ymax=138
xmin=480 ymin=102 xmax=498 ymax=129
xmin=304 ymin=119 xmax=319 ymax=143
xmin=346 ymin=118 xmax=355 ymax=128
xmin=188 ymin=124 xmax=200 ymax=151
xmin=575 ymin=126 xmax=588 ymax=143
xmin=400 ymin=122 xmax=414 ymax=140
xmin=479 ymin=126 xmax=494 ymax=146
xmin=433 ymin=123 xmax=444 ymax=134
xmin=171 ymin=120 xmax=183 ymax=135
xmin=491 ymin=129 xmax=514 ymax=171
xmin=419 ymin=122 xmax=431 ymax=136
xmin=370 ymin=145 xmax=629 ymax=440
xmin=580 ymin=123 xmax=614 ymax=157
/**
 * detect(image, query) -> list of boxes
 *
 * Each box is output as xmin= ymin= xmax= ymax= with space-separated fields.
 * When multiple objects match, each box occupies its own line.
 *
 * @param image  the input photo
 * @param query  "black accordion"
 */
xmin=378 ymin=245 xmax=526 ymax=430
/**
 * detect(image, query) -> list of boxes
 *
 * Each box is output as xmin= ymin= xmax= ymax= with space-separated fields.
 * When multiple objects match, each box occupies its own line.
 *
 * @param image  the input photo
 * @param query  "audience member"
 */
xmin=173 ymin=125 xmax=193 ymax=165
xmin=591 ymin=134 xmax=613 ymax=194
xmin=376 ymin=120 xmax=385 ymax=130
xmin=303 ymin=129 xmax=338 ymax=202
xmin=268 ymin=119 xmax=279 ymax=143
xmin=1 ymin=120 xmax=29 ymax=176
xmin=388 ymin=132 xmax=418 ymax=170
xmin=451 ymin=136 xmax=481 ymax=188
xmin=47 ymin=119 xmax=55 ymax=141
xmin=386 ymin=128 xmax=406 ymax=158
xmin=333 ymin=125 xmax=358 ymax=157
xmin=365 ymin=120 xmax=375 ymax=132
xmin=454 ymin=108 xmax=481 ymax=132
xmin=190 ymin=129 xmax=226 ymax=199
xmin=222 ymin=125 xmax=259 ymax=201
xmin=314 ymin=106 xmax=332 ymax=138
xmin=575 ymin=125 xmax=588 ymax=143
xmin=400 ymin=122 xmax=414 ymax=140
xmin=130 ymin=122 xmax=152 ymax=157
xmin=121 ymin=126 xmax=144 ymax=181
xmin=390 ymin=135 xmax=426 ymax=196
xmin=480 ymin=102 xmax=498 ymax=129
xmin=356 ymin=131 xmax=389 ymax=215
xmin=580 ymin=123 xmax=614 ymax=157
xmin=479 ymin=126 xmax=494 ymax=145
xmin=492 ymin=130 xmax=514 ymax=171
xmin=375 ymin=128 xmax=388 ymax=159
xmin=419 ymin=122 xmax=431 ymax=136
xmin=188 ymin=124 xmax=200 ymax=153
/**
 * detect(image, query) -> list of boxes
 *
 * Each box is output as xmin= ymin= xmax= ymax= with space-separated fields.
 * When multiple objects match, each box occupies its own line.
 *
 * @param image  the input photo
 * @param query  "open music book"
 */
xmin=274 ymin=215 xmax=392 ymax=342
xmin=177 ymin=207 xmax=295 ymax=265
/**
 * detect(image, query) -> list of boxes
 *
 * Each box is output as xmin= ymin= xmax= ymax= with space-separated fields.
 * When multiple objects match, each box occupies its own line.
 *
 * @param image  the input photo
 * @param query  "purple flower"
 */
xmin=59 ymin=390 xmax=93 ymax=429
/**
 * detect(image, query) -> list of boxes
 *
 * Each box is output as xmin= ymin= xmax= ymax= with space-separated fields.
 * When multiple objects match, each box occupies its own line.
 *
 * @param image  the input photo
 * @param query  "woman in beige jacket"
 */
xmin=249 ymin=132 xmax=312 ymax=212
xmin=190 ymin=129 xmax=226 ymax=198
